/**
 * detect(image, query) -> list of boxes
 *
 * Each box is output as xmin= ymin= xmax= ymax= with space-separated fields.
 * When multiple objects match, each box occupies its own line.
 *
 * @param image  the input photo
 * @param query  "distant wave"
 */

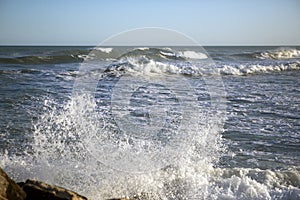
xmin=0 ymin=47 xmax=208 ymax=64
xmin=102 ymin=47 xmax=210 ymax=77
xmin=216 ymin=47 xmax=300 ymax=62
xmin=92 ymin=47 xmax=113 ymax=53
xmin=218 ymin=62 xmax=300 ymax=75
xmin=0 ymin=55 xmax=84 ymax=64
xmin=118 ymin=47 xmax=208 ymax=61
xmin=103 ymin=54 xmax=300 ymax=77
xmin=98 ymin=47 xmax=300 ymax=77
xmin=255 ymin=48 xmax=300 ymax=60
xmin=178 ymin=50 xmax=208 ymax=59
xmin=1 ymin=47 xmax=299 ymax=77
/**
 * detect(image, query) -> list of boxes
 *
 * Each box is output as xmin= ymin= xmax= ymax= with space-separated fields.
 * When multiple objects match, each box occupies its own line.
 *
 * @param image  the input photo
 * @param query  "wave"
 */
xmin=1 ymin=47 xmax=299 ymax=77
xmin=92 ymin=47 xmax=113 ymax=53
xmin=255 ymin=48 xmax=300 ymax=60
xmin=92 ymin=47 xmax=300 ymax=77
xmin=213 ymin=47 xmax=300 ymax=62
xmin=103 ymin=57 xmax=206 ymax=77
xmin=119 ymin=47 xmax=208 ymax=60
xmin=178 ymin=50 xmax=208 ymax=59
xmin=219 ymin=62 xmax=300 ymax=75
xmin=0 ymin=47 xmax=208 ymax=64
xmin=103 ymin=56 xmax=300 ymax=77
xmin=0 ymin=68 xmax=42 ymax=75
xmin=0 ymin=55 xmax=84 ymax=64
xmin=210 ymin=167 xmax=300 ymax=199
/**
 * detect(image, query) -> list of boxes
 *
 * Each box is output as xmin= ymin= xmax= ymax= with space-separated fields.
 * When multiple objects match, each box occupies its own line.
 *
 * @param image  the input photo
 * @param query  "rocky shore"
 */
xmin=0 ymin=167 xmax=131 ymax=200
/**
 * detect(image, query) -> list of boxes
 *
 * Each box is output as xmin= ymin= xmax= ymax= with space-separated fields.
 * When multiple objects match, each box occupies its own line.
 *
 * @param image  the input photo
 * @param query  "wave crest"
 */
xmin=118 ymin=47 xmax=208 ymax=61
xmin=219 ymin=62 xmax=300 ymax=75
xmin=256 ymin=48 xmax=300 ymax=60
xmin=104 ymin=58 xmax=300 ymax=77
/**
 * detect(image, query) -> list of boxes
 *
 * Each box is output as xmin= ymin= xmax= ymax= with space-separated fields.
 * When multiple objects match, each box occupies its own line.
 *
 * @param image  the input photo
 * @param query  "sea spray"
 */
xmin=0 ymin=89 xmax=223 ymax=199
xmin=0 ymin=63 xmax=227 ymax=199
xmin=0 ymin=28 xmax=228 ymax=199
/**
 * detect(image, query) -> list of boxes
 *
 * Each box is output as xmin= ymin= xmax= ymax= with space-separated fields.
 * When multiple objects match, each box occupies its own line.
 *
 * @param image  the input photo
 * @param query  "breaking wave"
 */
xmin=115 ymin=47 xmax=208 ymax=61
xmin=218 ymin=62 xmax=300 ymax=75
xmin=255 ymin=48 xmax=300 ymax=60
xmin=0 ymin=47 xmax=208 ymax=65
xmin=92 ymin=47 xmax=113 ymax=53
xmin=103 ymin=58 xmax=300 ymax=77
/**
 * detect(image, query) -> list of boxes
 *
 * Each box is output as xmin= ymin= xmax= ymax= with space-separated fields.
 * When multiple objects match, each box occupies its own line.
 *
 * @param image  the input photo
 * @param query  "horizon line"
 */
xmin=1 ymin=44 xmax=300 ymax=47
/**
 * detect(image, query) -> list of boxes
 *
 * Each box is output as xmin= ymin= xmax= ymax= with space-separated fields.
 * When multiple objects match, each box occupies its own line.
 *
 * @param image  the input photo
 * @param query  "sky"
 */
xmin=0 ymin=0 xmax=299 ymax=46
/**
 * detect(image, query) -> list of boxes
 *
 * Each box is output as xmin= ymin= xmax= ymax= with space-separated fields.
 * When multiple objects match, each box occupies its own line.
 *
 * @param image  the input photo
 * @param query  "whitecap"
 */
xmin=93 ymin=47 xmax=113 ymax=53
xmin=257 ymin=48 xmax=300 ymax=60
xmin=178 ymin=51 xmax=208 ymax=59
xmin=219 ymin=63 xmax=300 ymax=75
xmin=133 ymin=47 xmax=149 ymax=51
xmin=159 ymin=51 xmax=176 ymax=57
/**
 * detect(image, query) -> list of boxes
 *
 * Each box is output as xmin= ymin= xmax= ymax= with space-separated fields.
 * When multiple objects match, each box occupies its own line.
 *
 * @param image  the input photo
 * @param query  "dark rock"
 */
xmin=0 ymin=167 xmax=26 ymax=200
xmin=19 ymin=179 xmax=88 ymax=200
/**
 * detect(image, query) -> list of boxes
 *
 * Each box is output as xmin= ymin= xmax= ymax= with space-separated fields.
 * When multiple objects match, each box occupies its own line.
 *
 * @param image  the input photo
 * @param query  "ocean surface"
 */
xmin=0 ymin=46 xmax=299 ymax=199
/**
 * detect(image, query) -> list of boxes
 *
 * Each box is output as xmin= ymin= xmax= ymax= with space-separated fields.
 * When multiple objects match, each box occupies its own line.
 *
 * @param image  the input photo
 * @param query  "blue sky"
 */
xmin=0 ymin=0 xmax=299 ymax=45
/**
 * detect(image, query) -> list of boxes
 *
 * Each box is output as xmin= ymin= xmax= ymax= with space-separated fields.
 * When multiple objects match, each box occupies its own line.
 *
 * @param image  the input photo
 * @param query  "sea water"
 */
xmin=0 ymin=46 xmax=299 ymax=199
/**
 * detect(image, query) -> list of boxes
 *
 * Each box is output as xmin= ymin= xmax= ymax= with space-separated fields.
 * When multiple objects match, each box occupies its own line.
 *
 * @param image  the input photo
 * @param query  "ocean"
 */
xmin=0 ymin=46 xmax=299 ymax=199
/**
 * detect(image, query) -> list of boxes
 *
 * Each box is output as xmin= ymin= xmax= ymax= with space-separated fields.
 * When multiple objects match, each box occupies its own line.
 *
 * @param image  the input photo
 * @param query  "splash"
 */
xmin=0 ymin=53 xmax=227 ymax=199
xmin=0 ymin=87 xmax=224 ymax=199
xmin=0 ymin=28 xmax=228 ymax=199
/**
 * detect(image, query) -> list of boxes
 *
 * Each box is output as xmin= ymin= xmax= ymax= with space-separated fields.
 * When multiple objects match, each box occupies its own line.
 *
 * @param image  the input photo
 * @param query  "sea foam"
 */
xmin=257 ymin=48 xmax=300 ymax=60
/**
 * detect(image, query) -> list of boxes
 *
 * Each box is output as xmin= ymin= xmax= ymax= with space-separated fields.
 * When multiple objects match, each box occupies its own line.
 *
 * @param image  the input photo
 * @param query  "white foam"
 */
xmin=159 ymin=51 xmax=175 ymax=57
xmin=112 ymin=56 xmax=300 ymax=77
xmin=219 ymin=63 xmax=300 ymax=75
xmin=178 ymin=51 xmax=208 ymax=59
xmin=211 ymin=167 xmax=300 ymax=199
xmin=133 ymin=47 xmax=149 ymax=51
xmin=93 ymin=47 xmax=113 ymax=53
xmin=258 ymin=48 xmax=300 ymax=60
xmin=159 ymin=50 xmax=208 ymax=60
xmin=127 ymin=57 xmax=180 ymax=74
xmin=124 ymin=56 xmax=199 ymax=76
xmin=0 ymin=81 xmax=223 ymax=199
xmin=77 ymin=54 xmax=94 ymax=61
xmin=2 ymin=148 xmax=299 ymax=199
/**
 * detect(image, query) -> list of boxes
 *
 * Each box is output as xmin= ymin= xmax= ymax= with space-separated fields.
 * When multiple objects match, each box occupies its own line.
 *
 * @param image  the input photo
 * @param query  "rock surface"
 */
xmin=1 ymin=167 xmax=135 ymax=200
xmin=0 ymin=167 xmax=26 ymax=200
xmin=18 ymin=179 xmax=88 ymax=200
